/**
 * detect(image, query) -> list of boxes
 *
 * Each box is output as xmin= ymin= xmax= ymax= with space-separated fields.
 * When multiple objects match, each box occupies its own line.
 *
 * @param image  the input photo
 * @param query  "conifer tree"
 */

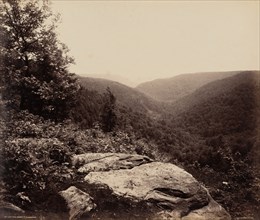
xmin=101 ymin=87 xmax=117 ymax=132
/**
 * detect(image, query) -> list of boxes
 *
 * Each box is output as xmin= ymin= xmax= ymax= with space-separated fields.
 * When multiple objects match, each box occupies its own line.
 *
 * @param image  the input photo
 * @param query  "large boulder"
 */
xmin=72 ymin=153 xmax=153 ymax=174
xmin=83 ymin=161 xmax=231 ymax=220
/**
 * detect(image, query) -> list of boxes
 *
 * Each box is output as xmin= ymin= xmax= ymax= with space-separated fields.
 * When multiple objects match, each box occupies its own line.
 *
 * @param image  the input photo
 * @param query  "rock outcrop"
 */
xmin=0 ymin=201 xmax=24 ymax=213
xmin=72 ymin=153 xmax=153 ymax=174
xmin=182 ymin=198 xmax=231 ymax=220
xmin=75 ymin=153 xmax=231 ymax=220
xmin=60 ymin=186 xmax=96 ymax=220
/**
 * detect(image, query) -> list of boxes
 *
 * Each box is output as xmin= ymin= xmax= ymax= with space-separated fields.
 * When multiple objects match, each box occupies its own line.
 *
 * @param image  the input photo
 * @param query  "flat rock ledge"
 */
xmin=67 ymin=153 xmax=231 ymax=219
xmin=72 ymin=153 xmax=153 ymax=174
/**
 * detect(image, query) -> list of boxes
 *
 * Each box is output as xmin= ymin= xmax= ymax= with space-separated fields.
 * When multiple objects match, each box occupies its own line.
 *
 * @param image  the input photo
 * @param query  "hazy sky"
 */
xmin=51 ymin=1 xmax=259 ymax=84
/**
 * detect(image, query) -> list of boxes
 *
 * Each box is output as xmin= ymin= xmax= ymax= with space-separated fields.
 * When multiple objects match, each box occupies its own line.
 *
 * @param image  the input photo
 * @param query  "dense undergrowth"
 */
xmin=1 ymin=107 xmax=259 ymax=218
xmin=1 ymin=109 xmax=164 ymax=212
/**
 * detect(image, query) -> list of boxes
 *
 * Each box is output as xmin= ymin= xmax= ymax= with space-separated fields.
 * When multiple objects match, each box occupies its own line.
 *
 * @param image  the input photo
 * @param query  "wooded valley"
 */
xmin=0 ymin=0 xmax=259 ymax=219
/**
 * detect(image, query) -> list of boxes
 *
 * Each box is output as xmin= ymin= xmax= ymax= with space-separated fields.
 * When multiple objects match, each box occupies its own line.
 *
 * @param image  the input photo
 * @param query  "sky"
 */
xmin=51 ymin=1 xmax=260 ymax=86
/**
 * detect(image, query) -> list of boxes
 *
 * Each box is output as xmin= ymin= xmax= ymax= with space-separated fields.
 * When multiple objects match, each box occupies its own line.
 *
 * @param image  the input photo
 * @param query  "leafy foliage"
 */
xmin=70 ymin=87 xmax=104 ymax=128
xmin=0 ymin=0 xmax=79 ymax=120
xmin=2 ymin=109 xmax=162 ymax=210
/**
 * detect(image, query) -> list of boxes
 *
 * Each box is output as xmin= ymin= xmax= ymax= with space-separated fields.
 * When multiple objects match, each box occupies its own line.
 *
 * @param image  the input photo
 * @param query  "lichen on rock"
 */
xmin=72 ymin=153 xmax=153 ymax=174
xmin=82 ymin=160 xmax=231 ymax=220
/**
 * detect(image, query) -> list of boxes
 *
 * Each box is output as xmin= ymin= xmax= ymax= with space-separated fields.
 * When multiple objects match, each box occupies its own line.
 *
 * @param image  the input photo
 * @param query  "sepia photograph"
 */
xmin=0 ymin=0 xmax=259 ymax=219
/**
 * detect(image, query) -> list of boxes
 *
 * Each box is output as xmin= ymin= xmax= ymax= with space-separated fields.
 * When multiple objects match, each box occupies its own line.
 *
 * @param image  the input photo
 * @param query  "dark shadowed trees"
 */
xmin=0 ymin=0 xmax=79 ymax=120
xmin=101 ymin=87 xmax=117 ymax=132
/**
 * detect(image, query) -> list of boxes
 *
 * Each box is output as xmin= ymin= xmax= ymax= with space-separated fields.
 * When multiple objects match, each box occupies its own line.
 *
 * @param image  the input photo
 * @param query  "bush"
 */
xmin=3 ymin=137 xmax=71 ymax=190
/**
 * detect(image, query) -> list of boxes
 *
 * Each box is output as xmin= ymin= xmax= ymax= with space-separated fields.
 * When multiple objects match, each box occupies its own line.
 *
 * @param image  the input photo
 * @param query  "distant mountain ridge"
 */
xmin=78 ymin=71 xmax=259 ymax=117
xmin=168 ymin=70 xmax=260 ymax=115
xmin=136 ymin=71 xmax=245 ymax=102
xmin=83 ymin=73 xmax=136 ymax=87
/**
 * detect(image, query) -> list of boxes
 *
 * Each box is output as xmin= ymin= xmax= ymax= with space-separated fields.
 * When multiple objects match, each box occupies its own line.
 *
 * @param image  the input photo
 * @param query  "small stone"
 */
xmin=60 ymin=186 xmax=96 ymax=220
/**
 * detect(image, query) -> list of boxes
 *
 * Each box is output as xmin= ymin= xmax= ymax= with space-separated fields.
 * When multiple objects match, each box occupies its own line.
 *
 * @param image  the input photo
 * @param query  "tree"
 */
xmin=101 ymin=87 xmax=117 ymax=132
xmin=0 ymin=0 xmax=79 ymax=120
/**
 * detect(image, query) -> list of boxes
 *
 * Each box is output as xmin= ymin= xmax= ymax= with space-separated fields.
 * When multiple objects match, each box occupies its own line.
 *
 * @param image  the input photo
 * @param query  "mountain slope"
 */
xmin=169 ymin=71 xmax=260 ymax=115
xmin=78 ymin=76 xmax=165 ymax=116
xmin=165 ymin=71 xmax=260 ymax=159
xmin=136 ymin=71 xmax=242 ymax=102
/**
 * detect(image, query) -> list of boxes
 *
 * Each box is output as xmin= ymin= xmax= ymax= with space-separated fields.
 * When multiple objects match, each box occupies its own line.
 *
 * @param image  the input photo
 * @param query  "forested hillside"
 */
xmin=136 ymin=71 xmax=239 ymax=102
xmin=166 ymin=71 xmax=259 ymax=168
xmin=79 ymin=77 xmax=164 ymax=113
xmin=78 ymin=77 xmax=167 ymax=122
xmin=168 ymin=71 xmax=260 ymax=114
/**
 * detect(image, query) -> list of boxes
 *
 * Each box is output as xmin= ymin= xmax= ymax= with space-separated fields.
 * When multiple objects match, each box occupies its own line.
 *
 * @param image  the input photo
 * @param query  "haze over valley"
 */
xmin=51 ymin=1 xmax=259 ymax=84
